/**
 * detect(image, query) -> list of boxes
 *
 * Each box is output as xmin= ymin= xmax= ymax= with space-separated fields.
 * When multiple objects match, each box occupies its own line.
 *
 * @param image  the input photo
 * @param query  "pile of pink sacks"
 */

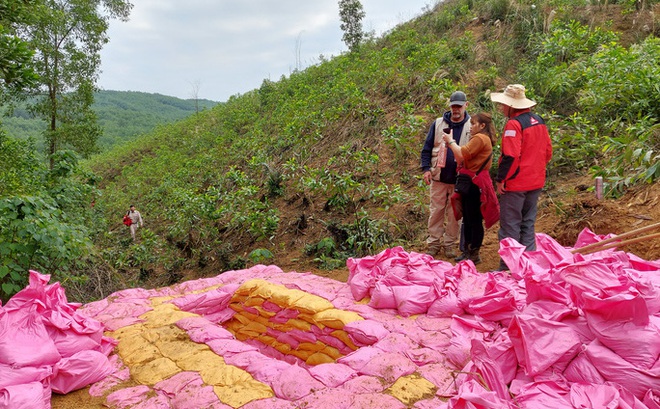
xmin=347 ymin=230 xmax=660 ymax=407
xmin=0 ymin=271 xmax=117 ymax=409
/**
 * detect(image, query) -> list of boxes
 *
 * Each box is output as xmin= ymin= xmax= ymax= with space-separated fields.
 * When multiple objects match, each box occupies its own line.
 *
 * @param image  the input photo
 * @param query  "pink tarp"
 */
xmin=346 ymin=232 xmax=660 ymax=406
xmin=0 ymin=271 xmax=116 ymax=408
xmin=2 ymin=227 xmax=659 ymax=408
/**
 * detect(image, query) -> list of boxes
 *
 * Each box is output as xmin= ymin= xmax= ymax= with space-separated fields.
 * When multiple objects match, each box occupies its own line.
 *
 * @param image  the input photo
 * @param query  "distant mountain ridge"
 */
xmin=1 ymin=90 xmax=219 ymax=151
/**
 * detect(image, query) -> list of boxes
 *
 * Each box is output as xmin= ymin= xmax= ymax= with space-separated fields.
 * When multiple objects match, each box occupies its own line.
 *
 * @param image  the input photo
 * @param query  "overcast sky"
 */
xmin=97 ymin=1 xmax=436 ymax=102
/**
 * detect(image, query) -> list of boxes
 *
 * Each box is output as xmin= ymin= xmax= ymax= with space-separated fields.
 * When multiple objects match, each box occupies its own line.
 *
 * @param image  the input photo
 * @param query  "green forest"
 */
xmin=2 ymin=90 xmax=218 ymax=150
xmin=1 ymin=0 xmax=659 ymax=303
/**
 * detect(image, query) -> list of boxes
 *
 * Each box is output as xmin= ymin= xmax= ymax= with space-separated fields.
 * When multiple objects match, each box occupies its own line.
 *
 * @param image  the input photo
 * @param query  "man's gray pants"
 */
xmin=498 ymin=188 xmax=542 ymax=269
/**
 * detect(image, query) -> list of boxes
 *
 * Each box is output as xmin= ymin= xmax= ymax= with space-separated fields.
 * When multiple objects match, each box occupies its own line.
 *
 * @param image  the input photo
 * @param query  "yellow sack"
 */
xmin=306 ymin=352 xmax=335 ymax=365
xmin=131 ymin=357 xmax=181 ymax=385
xmin=243 ymin=312 xmax=271 ymax=328
xmin=140 ymin=303 xmax=198 ymax=327
xmin=231 ymin=294 xmax=249 ymax=303
xmin=200 ymin=363 xmax=254 ymax=387
xmin=321 ymin=345 xmax=342 ymax=360
xmin=157 ymin=339 xmax=210 ymax=363
xmin=313 ymin=309 xmax=363 ymax=330
xmin=331 ymin=330 xmax=359 ymax=351
xmin=247 ymin=279 xmax=276 ymax=299
xmin=234 ymin=279 xmax=264 ymax=297
xmin=253 ymin=305 xmax=276 ymax=318
xmin=296 ymin=312 xmax=317 ymax=324
xmin=232 ymin=313 xmax=252 ymax=326
xmin=236 ymin=309 xmax=259 ymax=322
xmin=243 ymin=296 xmax=265 ymax=307
xmin=177 ymin=349 xmax=225 ymax=372
xmin=115 ymin=326 xmax=161 ymax=366
xmin=386 ymin=374 xmax=437 ymax=406
xmin=297 ymin=341 xmax=326 ymax=352
xmin=290 ymin=293 xmax=334 ymax=315
xmin=285 ymin=318 xmax=311 ymax=332
xmin=289 ymin=348 xmax=314 ymax=361
xmin=256 ymin=334 xmax=277 ymax=346
xmin=271 ymin=341 xmax=293 ymax=355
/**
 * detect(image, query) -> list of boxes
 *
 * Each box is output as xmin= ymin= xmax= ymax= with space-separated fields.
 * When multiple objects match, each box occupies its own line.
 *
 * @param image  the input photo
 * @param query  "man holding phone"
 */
xmin=420 ymin=91 xmax=472 ymax=259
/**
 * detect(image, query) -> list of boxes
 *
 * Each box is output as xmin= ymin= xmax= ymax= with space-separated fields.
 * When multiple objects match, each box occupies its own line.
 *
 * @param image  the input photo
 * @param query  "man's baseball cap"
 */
xmin=449 ymin=91 xmax=467 ymax=106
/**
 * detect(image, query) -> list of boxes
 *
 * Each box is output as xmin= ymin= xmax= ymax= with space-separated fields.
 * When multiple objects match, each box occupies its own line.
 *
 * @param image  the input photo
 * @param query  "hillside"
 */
xmin=0 ymin=0 xmax=649 ymax=407
xmin=1 ymin=90 xmax=218 ymax=150
xmin=72 ymin=0 xmax=660 ymax=303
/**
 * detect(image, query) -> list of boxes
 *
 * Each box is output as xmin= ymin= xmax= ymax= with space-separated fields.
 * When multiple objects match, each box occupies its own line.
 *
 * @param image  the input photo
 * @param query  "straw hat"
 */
xmin=490 ymin=84 xmax=537 ymax=109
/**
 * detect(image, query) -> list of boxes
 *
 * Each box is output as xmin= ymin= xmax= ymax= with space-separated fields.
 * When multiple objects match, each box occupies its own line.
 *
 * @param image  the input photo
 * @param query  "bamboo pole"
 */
xmin=571 ymin=222 xmax=660 ymax=254
xmin=574 ymin=232 xmax=660 ymax=255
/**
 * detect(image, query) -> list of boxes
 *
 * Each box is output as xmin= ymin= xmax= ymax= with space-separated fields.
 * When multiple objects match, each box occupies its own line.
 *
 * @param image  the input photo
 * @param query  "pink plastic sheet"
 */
xmin=3 ymin=227 xmax=653 ymax=408
xmin=0 ymin=271 xmax=115 ymax=408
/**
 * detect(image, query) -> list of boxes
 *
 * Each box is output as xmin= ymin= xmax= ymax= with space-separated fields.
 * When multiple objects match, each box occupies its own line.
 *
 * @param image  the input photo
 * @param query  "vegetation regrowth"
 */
xmin=1 ymin=0 xmax=659 ymax=303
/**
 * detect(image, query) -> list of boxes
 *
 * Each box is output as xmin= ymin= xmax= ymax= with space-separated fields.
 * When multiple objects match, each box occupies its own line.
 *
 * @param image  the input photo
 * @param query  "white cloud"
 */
xmin=98 ymin=0 xmax=434 ymax=101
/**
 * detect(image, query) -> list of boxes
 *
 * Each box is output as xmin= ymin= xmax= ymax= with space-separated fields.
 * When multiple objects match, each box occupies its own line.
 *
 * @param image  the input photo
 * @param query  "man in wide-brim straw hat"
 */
xmin=490 ymin=84 xmax=553 ymax=270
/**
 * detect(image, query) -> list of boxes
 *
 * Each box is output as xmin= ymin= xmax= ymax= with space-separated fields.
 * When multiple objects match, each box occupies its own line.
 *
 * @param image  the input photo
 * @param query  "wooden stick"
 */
xmin=573 ymin=231 xmax=660 ymax=255
xmin=570 ymin=222 xmax=660 ymax=254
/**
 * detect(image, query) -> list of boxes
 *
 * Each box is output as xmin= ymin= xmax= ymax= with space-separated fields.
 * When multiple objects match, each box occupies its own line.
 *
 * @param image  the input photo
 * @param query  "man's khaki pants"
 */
xmin=130 ymin=224 xmax=139 ymax=241
xmin=427 ymin=180 xmax=460 ymax=251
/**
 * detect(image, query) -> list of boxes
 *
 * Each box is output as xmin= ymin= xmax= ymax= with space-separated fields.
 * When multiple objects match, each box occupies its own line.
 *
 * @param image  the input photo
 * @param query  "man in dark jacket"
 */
xmin=491 ymin=84 xmax=553 ymax=270
xmin=420 ymin=91 xmax=471 ymax=259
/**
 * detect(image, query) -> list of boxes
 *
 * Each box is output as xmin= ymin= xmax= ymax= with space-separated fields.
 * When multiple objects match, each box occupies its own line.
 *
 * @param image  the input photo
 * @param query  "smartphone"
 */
xmin=443 ymin=127 xmax=451 ymax=134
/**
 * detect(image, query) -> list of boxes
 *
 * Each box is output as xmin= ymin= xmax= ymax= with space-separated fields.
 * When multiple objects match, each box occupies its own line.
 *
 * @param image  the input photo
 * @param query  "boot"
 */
xmin=454 ymin=251 xmax=469 ymax=262
xmin=444 ymin=246 xmax=456 ymax=259
xmin=468 ymin=246 xmax=481 ymax=265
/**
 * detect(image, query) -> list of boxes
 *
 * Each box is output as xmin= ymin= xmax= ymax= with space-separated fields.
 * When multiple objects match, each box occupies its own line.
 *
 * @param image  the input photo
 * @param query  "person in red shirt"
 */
xmin=490 ymin=84 xmax=552 ymax=270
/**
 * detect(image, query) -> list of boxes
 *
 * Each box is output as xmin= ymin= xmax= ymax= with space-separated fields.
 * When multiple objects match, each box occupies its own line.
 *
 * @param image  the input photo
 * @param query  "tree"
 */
xmin=25 ymin=0 xmax=133 ymax=168
xmin=338 ymin=0 xmax=365 ymax=52
xmin=0 ymin=0 xmax=39 ymax=104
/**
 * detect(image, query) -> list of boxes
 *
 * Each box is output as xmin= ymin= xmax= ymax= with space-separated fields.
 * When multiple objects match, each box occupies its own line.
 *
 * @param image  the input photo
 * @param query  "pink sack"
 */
xmin=269 ymin=364 xmax=325 ymax=401
xmin=368 ymin=281 xmax=397 ymax=309
xmin=427 ymin=290 xmax=463 ymax=318
xmin=392 ymin=284 xmax=435 ymax=317
xmin=170 ymin=285 xmax=237 ymax=315
xmin=0 ymin=382 xmax=49 ymax=409
xmin=569 ymin=383 xmax=620 ymax=409
xmin=508 ymin=315 xmax=581 ymax=377
xmin=105 ymin=385 xmax=151 ymax=408
xmin=582 ymin=293 xmax=660 ymax=370
xmin=562 ymin=352 xmax=606 ymax=384
xmin=153 ymin=372 xmax=222 ymax=409
xmin=644 ymin=389 xmax=660 ymax=409
xmin=308 ymin=363 xmax=357 ymax=387
xmin=50 ymin=350 xmax=114 ymax=394
xmin=583 ymin=340 xmax=660 ymax=400
xmin=0 ymin=364 xmax=52 ymax=389
xmin=0 ymin=305 xmax=61 ymax=368
xmin=469 ymin=339 xmax=512 ymax=400
xmin=343 ymin=320 xmax=389 ymax=346
xmin=449 ymin=379 xmax=517 ymax=408
xmin=466 ymin=281 xmax=520 ymax=323
xmin=337 ymin=346 xmax=383 ymax=372
xmin=513 ymin=380 xmax=572 ymax=408
xmin=359 ymin=352 xmax=416 ymax=383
